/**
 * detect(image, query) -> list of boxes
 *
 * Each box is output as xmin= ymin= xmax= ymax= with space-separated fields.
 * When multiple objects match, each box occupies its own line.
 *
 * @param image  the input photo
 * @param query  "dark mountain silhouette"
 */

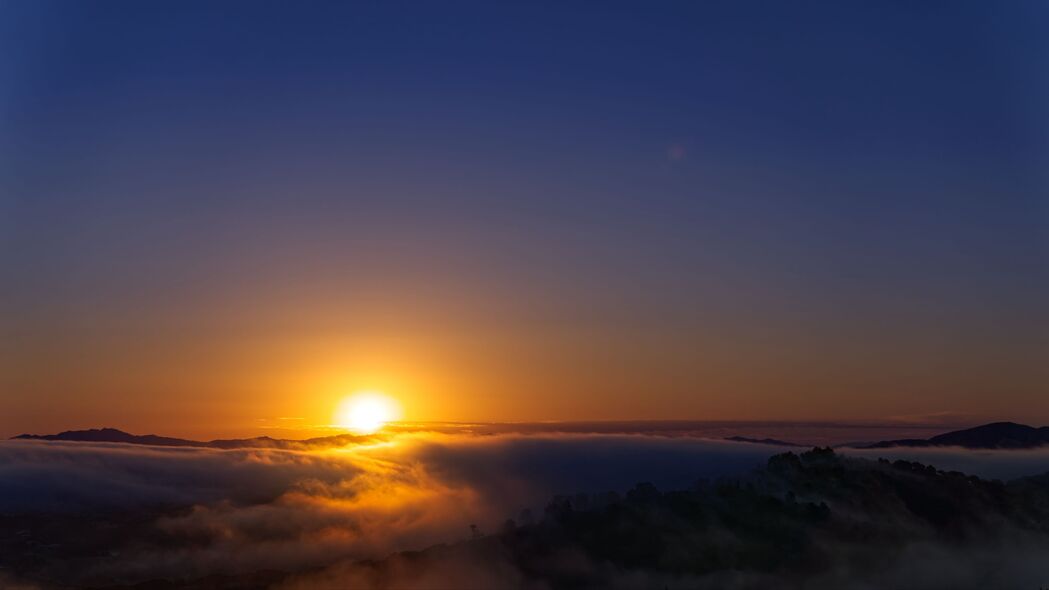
xmin=859 ymin=421 xmax=1049 ymax=449
xmin=12 ymin=427 xmax=199 ymax=447
xmin=724 ymin=436 xmax=802 ymax=447
xmin=16 ymin=422 xmax=1049 ymax=452
xmin=11 ymin=428 xmax=375 ymax=450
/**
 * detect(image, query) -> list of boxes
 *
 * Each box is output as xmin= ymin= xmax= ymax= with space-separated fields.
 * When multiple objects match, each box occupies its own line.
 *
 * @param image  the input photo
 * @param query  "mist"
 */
xmin=4 ymin=433 xmax=1049 ymax=588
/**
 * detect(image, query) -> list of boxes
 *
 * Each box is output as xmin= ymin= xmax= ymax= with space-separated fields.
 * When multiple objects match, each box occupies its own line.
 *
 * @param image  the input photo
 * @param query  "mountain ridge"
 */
xmin=856 ymin=421 xmax=1049 ymax=450
xmin=12 ymin=421 xmax=1049 ymax=450
xmin=10 ymin=427 xmax=374 ymax=450
xmin=723 ymin=436 xmax=803 ymax=447
xmin=725 ymin=422 xmax=1049 ymax=450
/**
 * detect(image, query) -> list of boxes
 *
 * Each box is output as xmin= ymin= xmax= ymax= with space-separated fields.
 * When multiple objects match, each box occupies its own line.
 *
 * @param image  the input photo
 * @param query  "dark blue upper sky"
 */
xmin=2 ymin=1 xmax=1047 ymax=433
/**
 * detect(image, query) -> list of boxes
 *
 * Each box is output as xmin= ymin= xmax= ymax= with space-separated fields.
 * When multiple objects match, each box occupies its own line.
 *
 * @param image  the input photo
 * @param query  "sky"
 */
xmin=2 ymin=1 xmax=1047 ymax=438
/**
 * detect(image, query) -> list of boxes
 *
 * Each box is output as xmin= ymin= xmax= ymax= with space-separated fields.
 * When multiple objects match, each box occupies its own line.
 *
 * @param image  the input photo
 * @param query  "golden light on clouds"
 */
xmin=334 ymin=391 xmax=401 ymax=434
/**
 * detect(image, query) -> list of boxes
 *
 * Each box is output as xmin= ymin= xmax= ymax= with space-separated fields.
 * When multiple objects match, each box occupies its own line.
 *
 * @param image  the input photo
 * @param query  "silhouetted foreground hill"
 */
xmin=11 ymin=427 xmax=374 ymax=450
xmin=70 ymin=448 xmax=1049 ymax=590
xmin=859 ymin=421 xmax=1049 ymax=449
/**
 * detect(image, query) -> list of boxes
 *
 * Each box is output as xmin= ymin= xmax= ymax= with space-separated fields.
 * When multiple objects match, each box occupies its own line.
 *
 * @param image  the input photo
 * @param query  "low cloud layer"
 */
xmin=0 ymin=434 xmax=778 ymax=513
xmin=843 ymin=446 xmax=1049 ymax=480
xmin=3 ymin=434 xmax=1049 ymax=587
xmin=0 ymin=434 xmax=777 ymax=585
xmin=0 ymin=440 xmax=356 ymax=511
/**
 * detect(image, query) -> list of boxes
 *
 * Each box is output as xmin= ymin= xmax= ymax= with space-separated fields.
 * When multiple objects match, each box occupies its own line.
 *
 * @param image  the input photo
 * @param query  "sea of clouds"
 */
xmin=3 ymin=432 xmax=1049 ymax=588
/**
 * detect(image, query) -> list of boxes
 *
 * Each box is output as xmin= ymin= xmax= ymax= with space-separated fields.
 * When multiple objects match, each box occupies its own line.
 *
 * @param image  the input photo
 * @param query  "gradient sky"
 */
xmin=2 ymin=1 xmax=1048 ymax=438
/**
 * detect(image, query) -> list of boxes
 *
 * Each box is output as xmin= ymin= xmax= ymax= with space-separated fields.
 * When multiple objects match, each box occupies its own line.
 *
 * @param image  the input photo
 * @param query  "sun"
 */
xmin=334 ymin=391 xmax=400 ymax=434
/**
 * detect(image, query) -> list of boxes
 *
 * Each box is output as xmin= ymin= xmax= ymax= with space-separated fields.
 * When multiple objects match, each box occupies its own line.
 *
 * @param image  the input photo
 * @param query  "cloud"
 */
xmin=0 ymin=434 xmax=777 ymax=585
xmin=0 ymin=434 xmax=777 ymax=512
xmin=0 ymin=440 xmax=358 ymax=511
xmin=842 ymin=446 xmax=1049 ymax=480
xmin=4 ymin=434 xmax=1049 ymax=587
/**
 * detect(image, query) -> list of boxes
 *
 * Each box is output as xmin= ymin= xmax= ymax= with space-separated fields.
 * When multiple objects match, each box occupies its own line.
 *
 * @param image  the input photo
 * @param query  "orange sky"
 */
xmin=3 ymin=272 xmax=1044 ymax=439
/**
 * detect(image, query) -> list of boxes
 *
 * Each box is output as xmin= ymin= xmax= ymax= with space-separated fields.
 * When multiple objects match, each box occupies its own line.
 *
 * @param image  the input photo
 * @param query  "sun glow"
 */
xmin=335 ymin=391 xmax=400 ymax=434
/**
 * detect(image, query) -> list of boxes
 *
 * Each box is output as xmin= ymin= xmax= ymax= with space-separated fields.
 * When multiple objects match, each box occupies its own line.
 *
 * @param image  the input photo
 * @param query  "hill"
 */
xmin=860 ymin=421 xmax=1049 ymax=449
xmin=724 ymin=436 xmax=803 ymax=447
xmin=10 ymin=428 xmax=374 ymax=450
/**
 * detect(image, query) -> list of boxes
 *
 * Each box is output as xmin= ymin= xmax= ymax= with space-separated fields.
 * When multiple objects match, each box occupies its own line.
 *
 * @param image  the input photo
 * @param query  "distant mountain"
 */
xmin=12 ymin=428 xmax=200 ymax=447
xmin=859 ymin=422 xmax=1049 ymax=449
xmin=724 ymin=436 xmax=802 ymax=447
xmin=11 ymin=427 xmax=373 ymax=450
xmin=16 ymin=422 xmax=1049 ymax=452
